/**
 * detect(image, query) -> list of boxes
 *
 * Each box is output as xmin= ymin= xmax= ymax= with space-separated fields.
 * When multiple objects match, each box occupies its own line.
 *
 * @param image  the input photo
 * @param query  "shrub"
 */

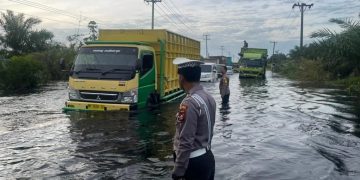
xmin=0 ymin=55 xmax=46 ymax=93
xmin=277 ymin=58 xmax=331 ymax=81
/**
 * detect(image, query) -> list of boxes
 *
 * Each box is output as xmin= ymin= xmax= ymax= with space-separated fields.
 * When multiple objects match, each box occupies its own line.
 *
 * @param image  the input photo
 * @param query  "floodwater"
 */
xmin=1 ymin=72 xmax=360 ymax=179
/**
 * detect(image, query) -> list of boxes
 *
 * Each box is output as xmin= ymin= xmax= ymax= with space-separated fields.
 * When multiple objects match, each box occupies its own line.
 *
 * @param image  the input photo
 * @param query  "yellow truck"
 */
xmin=64 ymin=29 xmax=200 ymax=111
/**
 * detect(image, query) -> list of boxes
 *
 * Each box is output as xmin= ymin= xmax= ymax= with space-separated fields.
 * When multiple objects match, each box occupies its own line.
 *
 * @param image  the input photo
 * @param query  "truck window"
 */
xmin=141 ymin=54 xmax=154 ymax=76
xmin=72 ymin=47 xmax=138 ymax=80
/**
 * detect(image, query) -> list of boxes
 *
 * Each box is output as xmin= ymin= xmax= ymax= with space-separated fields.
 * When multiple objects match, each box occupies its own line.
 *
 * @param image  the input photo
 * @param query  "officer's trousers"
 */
xmin=222 ymin=94 xmax=230 ymax=104
xmin=176 ymin=150 xmax=215 ymax=180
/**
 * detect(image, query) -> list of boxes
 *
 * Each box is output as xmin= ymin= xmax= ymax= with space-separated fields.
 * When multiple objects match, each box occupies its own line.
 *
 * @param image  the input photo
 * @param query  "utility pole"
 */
xmin=144 ymin=0 xmax=162 ymax=29
xmin=292 ymin=2 xmax=314 ymax=50
xmin=203 ymin=34 xmax=210 ymax=58
xmin=270 ymin=41 xmax=277 ymax=56
xmin=220 ymin=46 xmax=224 ymax=56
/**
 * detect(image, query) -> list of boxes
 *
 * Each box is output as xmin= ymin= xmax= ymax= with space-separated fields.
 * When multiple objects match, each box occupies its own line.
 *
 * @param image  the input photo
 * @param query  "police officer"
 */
xmin=172 ymin=58 xmax=216 ymax=180
xmin=219 ymin=66 xmax=230 ymax=105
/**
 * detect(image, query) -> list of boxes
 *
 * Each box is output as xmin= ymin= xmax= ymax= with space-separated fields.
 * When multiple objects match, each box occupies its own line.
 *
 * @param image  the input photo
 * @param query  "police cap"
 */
xmin=173 ymin=57 xmax=203 ymax=69
xmin=173 ymin=58 xmax=203 ymax=82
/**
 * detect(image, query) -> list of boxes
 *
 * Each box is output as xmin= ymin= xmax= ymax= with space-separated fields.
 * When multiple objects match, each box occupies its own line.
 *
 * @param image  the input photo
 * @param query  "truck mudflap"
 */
xmin=63 ymin=101 xmax=137 ymax=112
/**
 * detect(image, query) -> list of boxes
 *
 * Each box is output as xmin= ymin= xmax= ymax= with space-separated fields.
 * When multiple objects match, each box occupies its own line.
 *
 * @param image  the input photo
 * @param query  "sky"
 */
xmin=0 ymin=0 xmax=359 ymax=59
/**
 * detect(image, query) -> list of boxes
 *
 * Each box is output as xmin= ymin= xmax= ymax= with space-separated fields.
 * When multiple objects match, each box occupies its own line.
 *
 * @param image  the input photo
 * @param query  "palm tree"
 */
xmin=0 ymin=10 xmax=53 ymax=55
xmin=310 ymin=16 xmax=360 ymax=76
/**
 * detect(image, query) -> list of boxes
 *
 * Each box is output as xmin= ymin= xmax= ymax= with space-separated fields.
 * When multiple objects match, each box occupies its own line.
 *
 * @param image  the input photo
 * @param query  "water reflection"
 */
xmin=239 ymin=78 xmax=267 ymax=87
xmin=219 ymin=104 xmax=232 ymax=139
xmin=66 ymin=109 xmax=174 ymax=179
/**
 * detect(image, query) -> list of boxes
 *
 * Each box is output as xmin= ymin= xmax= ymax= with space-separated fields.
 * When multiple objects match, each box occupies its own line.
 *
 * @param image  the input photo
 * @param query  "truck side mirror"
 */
xmin=136 ymin=59 xmax=142 ymax=71
xmin=59 ymin=58 xmax=65 ymax=70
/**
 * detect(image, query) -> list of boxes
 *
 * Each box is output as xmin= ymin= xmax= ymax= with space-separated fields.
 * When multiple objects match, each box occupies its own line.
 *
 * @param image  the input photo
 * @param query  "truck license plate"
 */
xmin=88 ymin=104 xmax=105 ymax=110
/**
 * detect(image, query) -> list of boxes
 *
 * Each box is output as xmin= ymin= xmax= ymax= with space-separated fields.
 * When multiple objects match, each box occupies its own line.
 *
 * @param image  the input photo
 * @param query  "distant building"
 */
xmin=203 ymin=56 xmax=227 ymax=65
xmin=226 ymin=57 xmax=232 ymax=66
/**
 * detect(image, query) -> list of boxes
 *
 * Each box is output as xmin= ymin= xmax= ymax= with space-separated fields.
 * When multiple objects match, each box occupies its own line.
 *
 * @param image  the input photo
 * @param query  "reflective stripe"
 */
xmin=190 ymin=148 xmax=206 ymax=158
xmin=191 ymin=94 xmax=212 ymax=148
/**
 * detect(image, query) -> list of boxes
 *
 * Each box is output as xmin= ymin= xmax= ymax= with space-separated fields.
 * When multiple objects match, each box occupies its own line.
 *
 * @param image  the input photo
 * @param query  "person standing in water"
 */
xmin=172 ymin=58 xmax=216 ymax=180
xmin=219 ymin=66 xmax=230 ymax=105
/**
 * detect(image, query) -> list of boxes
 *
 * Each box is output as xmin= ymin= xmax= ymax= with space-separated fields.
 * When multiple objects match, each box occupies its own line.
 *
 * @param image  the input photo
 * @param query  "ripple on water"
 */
xmin=1 ymin=76 xmax=360 ymax=179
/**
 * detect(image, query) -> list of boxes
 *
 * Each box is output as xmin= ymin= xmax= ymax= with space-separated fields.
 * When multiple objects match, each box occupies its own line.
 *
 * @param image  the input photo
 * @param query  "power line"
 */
xmin=292 ymin=2 xmax=314 ymax=50
xmin=167 ymin=0 xmax=192 ymax=22
xmin=8 ymin=0 xmax=110 ymax=26
xmin=154 ymin=3 xmax=191 ymax=35
xmin=160 ymin=1 xmax=194 ymax=34
xmin=9 ymin=0 xmax=79 ymax=19
xmin=0 ymin=8 xmax=80 ymax=26
xmin=153 ymin=6 xmax=185 ymax=34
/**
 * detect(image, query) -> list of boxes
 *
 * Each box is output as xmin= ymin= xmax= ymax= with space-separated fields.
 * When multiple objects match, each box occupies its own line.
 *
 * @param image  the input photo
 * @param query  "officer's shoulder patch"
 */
xmin=177 ymin=103 xmax=188 ymax=122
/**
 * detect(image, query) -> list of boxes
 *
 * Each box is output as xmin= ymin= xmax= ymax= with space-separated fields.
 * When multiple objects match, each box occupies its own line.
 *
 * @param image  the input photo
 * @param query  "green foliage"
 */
xmin=0 ymin=55 xmax=46 ymax=92
xmin=269 ymin=53 xmax=287 ymax=63
xmin=277 ymin=59 xmax=331 ymax=81
xmin=0 ymin=10 xmax=54 ymax=56
xmin=29 ymin=45 xmax=76 ymax=80
xmin=0 ymin=11 xmax=82 ymax=93
xmin=287 ymin=15 xmax=360 ymax=78
xmin=0 ymin=45 xmax=76 ymax=92
xmin=83 ymin=21 xmax=98 ymax=42
xmin=67 ymin=20 xmax=98 ymax=50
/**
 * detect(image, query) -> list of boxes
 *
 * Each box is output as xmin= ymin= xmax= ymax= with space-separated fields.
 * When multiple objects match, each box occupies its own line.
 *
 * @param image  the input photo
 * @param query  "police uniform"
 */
xmin=172 ymin=58 xmax=216 ymax=180
xmin=219 ymin=74 xmax=230 ymax=104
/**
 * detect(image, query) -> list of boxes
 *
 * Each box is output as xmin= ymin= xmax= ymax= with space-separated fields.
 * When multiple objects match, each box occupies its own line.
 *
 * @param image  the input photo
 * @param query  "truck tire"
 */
xmin=147 ymin=92 xmax=160 ymax=109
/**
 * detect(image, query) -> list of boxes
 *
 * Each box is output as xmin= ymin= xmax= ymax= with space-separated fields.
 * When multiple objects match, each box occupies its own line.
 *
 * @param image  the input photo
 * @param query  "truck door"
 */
xmin=138 ymin=52 xmax=156 ymax=108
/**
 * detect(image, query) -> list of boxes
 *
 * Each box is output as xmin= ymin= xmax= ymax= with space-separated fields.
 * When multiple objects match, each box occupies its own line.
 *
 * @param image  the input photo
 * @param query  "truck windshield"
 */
xmin=243 ymin=59 xmax=265 ymax=67
xmin=72 ymin=47 xmax=138 ymax=80
xmin=201 ymin=65 xmax=212 ymax=72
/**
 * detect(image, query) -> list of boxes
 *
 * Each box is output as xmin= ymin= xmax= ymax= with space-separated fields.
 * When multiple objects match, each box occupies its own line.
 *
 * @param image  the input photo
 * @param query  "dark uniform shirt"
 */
xmin=173 ymin=84 xmax=216 ymax=176
xmin=219 ymin=75 xmax=230 ymax=97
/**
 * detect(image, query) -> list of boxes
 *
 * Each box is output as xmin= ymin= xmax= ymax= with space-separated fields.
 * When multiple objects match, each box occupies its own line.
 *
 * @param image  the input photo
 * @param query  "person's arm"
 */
xmin=173 ymin=100 xmax=198 ymax=177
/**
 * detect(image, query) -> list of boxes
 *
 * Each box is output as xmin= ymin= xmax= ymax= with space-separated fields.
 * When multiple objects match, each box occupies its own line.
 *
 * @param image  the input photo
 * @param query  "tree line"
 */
xmin=0 ymin=10 xmax=98 ymax=93
xmin=270 ymin=14 xmax=360 ymax=92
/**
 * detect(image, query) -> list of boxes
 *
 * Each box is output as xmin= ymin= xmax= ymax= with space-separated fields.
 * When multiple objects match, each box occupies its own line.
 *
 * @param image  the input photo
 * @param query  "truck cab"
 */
xmin=238 ymin=48 xmax=268 ymax=78
xmin=66 ymin=42 xmax=156 ymax=111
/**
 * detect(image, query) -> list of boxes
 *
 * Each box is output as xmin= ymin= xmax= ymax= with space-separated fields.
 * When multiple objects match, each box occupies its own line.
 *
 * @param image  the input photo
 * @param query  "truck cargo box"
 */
xmin=99 ymin=29 xmax=201 ymax=97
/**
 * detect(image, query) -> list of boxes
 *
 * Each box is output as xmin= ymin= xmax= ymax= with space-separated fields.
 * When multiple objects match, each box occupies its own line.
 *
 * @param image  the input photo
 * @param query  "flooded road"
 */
xmin=1 ymin=72 xmax=360 ymax=179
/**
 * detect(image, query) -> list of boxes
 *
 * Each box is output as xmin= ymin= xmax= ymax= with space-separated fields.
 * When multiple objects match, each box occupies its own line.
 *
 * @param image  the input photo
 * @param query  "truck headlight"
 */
xmin=121 ymin=89 xmax=138 ymax=103
xmin=68 ymin=87 xmax=79 ymax=100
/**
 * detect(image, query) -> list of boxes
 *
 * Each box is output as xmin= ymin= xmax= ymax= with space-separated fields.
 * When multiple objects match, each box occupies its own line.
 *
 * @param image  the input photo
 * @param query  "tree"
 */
xmin=83 ymin=21 xmax=98 ymax=42
xmin=0 ymin=10 xmax=53 ymax=56
xmin=310 ymin=16 xmax=360 ymax=77
xmin=289 ymin=46 xmax=302 ymax=59
xmin=67 ymin=33 xmax=83 ymax=50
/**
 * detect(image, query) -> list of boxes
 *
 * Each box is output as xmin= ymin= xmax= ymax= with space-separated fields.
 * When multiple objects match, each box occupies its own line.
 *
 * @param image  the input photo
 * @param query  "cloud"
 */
xmin=0 ymin=0 xmax=359 ymax=56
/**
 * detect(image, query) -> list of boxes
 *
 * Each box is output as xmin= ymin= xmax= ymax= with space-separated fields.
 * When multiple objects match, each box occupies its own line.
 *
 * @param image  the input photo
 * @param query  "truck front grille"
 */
xmin=242 ymin=70 xmax=260 ymax=75
xmin=79 ymin=91 xmax=119 ymax=102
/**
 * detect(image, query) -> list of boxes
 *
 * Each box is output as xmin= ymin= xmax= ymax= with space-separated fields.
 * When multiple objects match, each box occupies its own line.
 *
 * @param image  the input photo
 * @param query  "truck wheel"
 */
xmin=147 ymin=92 xmax=160 ymax=109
